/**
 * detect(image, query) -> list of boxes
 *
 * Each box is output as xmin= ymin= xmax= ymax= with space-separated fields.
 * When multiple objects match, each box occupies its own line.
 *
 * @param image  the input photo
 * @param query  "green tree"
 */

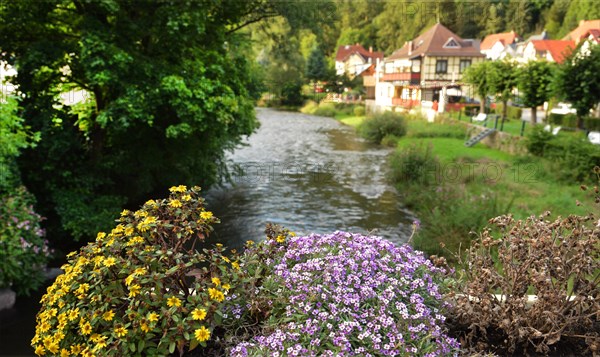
xmin=306 ymin=47 xmax=329 ymax=82
xmin=462 ymin=61 xmax=494 ymax=114
xmin=555 ymin=43 xmax=600 ymax=128
xmin=488 ymin=59 xmax=518 ymax=120
xmin=0 ymin=0 xmax=298 ymax=240
xmin=517 ymin=60 xmax=555 ymax=124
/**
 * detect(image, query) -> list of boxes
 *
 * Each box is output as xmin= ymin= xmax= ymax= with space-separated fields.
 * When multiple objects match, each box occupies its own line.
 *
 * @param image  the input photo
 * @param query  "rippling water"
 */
xmin=205 ymin=108 xmax=415 ymax=249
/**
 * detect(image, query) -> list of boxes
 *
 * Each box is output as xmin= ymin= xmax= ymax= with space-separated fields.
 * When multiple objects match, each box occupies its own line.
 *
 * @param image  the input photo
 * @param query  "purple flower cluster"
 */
xmin=230 ymin=231 xmax=459 ymax=356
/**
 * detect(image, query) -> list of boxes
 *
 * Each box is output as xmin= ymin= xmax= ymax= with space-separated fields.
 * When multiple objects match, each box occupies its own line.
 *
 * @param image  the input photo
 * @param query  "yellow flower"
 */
xmin=46 ymin=342 xmax=59 ymax=354
xmin=289 ymin=231 xmax=296 ymax=237
xmin=133 ymin=267 xmax=147 ymax=276
xmin=80 ymin=321 xmax=92 ymax=335
xmin=276 ymin=235 xmax=285 ymax=243
xmin=129 ymin=284 xmax=141 ymax=298
xmin=70 ymin=344 xmax=82 ymax=355
xmin=194 ymin=326 xmax=211 ymax=342
xmin=144 ymin=199 xmax=157 ymax=207
xmin=68 ymin=308 xmax=79 ymax=321
xmin=231 ymin=261 xmax=240 ymax=270
xmin=200 ymin=211 xmax=213 ymax=220
xmin=121 ymin=209 xmax=130 ymax=217
xmin=222 ymin=256 xmax=231 ymax=263
xmin=34 ymin=345 xmax=45 ymax=356
xmin=134 ymin=209 xmax=148 ymax=218
xmin=140 ymin=322 xmax=151 ymax=333
xmin=124 ymin=226 xmax=134 ymax=236
xmin=208 ymin=288 xmax=225 ymax=302
xmin=103 ymin=310 xmax=115 ymax=321
xmin=103 ymin=257 xmax=116 ymax=267
xmin=211 ymin=277 xmax=221 ymax=286
xmin=167 ymin=296 xmax=181 ymax=307
xmin=114 ymin=326 xmax=128 ymax=338
xmin=147 ymin=312 xmax=159 ymax=322
xmin=96 ymin=232 xmax=106 ymax=241
xmin=125 ymin=274 xmax=135 ymax=286
xmin=246 ymin=240 xmax=254 ymax=246
xmin=60 ymin=348 xmax=70 ymax=357
xmin=222 ymin=283 xmax=231 ymax=291
xmin=191 ymin=308 xmax=207 ymax=321
xmin=169 ymin=199 xmax=182 ymax=208
xmin=137 ymin=216 xmax=157 ymax=232
xmin=182 ymin=194 xmax=192 ymax=201
xmin=169 ymin=185 xmax=187 ymax=193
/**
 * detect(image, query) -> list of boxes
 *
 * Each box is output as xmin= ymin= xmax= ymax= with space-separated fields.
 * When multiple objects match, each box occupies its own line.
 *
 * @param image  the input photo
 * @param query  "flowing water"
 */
xmin=204 ymin=108 xmax=415 ymax=249
xmin=0 ymin=107 xmax=414 ymax=355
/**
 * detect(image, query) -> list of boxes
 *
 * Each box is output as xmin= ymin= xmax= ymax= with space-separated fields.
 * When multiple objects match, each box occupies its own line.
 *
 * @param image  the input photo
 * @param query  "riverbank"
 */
xmin=331 ymin=109 xmax=600 ymax=258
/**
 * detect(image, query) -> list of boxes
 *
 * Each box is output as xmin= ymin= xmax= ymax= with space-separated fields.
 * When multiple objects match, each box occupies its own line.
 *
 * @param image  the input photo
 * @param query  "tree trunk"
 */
xmin=531 ymin=106 xmax=537 ymax=125
xmin=502 ymin=100 xmax=508 ymax=121
xmin=480 ymin=96 xmax=485 ymax=114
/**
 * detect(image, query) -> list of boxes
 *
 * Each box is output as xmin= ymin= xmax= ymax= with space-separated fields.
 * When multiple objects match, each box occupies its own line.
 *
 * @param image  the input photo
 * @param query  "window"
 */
xmin=435 ymin=60 xmax=448 ymax=74
xmin=459 ymin=59 xmax=472 ymax=73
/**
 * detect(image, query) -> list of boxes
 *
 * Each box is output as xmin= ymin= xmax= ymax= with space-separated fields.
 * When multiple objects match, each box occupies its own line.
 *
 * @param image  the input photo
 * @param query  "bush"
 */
xmin=494 ymin=103 xmax=522 ymax=120
xmin=0 ymin=186 xmax=51 ymax=296
xmin=358 ymin=111 xmax=407 ymax=144
xmin=526 ymin=125 xmax=554 ymax=156
xmin=300 ymin=100 xmax=319 ymax=114
xmin=540 ymin=134 xmax=600 ymax=183
xmin=353 ymin=105 xmax=365 ymax=116
xmin=313 ymin=102 xmax=337 ymax=117
xmin=450 ymin=214 xmax=600 ymax=355
xmin=230 ymin=231 xmax=459 ymax=356
xmin=32 ymin=186 xmax=240 ymax=356
xmin=389 ymin=143 xmax=439 ymax=186
xmin=548 ymin=112 xmax=578 ymax=128
xmin=583 ymin=116 xmax=600 ymax=131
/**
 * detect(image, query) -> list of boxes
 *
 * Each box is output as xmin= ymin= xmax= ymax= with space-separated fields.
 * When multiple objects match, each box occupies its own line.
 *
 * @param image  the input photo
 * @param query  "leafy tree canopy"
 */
xmin=0 ymin=0 xmax=311 ymax=241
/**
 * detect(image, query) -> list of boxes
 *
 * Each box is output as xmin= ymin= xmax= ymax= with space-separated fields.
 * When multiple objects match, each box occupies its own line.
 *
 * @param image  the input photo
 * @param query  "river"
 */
xmin=205 ymin=107 xmax=415 ymax=249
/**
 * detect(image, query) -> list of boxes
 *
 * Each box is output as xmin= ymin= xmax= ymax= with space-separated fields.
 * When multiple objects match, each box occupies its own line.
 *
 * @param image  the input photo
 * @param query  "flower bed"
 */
xmin=231 ymin=231 xmax=459 ymax=356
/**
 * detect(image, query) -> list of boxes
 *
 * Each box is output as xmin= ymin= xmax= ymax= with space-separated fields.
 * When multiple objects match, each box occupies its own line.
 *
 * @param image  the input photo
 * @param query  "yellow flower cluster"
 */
xmin=33 ymin=185 xmax=229 ymax=356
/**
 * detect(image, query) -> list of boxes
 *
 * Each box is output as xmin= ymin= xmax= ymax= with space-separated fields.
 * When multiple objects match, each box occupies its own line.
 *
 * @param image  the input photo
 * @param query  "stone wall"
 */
xmin=466 ymin=124 xmax=528 ymax=155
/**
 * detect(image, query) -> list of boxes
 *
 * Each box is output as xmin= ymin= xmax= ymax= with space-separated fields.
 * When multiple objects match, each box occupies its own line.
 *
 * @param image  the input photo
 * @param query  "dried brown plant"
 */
xmin=448 ymin=213 xmax=600 ymax=355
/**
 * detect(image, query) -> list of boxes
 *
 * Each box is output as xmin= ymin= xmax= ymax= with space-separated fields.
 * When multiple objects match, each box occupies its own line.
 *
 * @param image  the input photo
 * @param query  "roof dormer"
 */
xmin=443 ymin=37 xmax=461 ymax=48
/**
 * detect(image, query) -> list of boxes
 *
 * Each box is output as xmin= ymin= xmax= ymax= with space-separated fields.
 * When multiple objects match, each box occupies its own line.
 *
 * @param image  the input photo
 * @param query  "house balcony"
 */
xmin=391 ymin=98 xmax=421 ymax=108
xmin=381 ymin=72 xmax=421 ymax=83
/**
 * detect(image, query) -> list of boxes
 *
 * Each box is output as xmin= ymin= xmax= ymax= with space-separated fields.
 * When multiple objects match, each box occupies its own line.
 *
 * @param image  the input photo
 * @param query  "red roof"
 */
xmin=562 ymin=19 xmax=600 ymax=43
xmin=335 ymin=44 xmax=383 ymax=63
xmin=530 ymin=40 xmax=575 ymax=63
xmin=387 ymin=23 xmax=484 ymax=60
xmin=480 ymin=31 xmax=520 ymax=51
xmin=586 ymin=29 xmax=600 ymax=43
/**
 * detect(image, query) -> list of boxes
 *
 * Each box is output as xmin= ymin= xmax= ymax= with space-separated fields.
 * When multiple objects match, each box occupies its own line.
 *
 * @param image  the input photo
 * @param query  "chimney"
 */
xmin=369 ymin=46 xmax=373 ymax=53
xmin=408 ymin=41 xmax=413 ymax=55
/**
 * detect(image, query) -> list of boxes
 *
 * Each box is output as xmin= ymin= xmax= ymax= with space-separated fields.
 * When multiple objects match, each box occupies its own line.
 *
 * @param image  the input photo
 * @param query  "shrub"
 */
xmin=31 ymin=186 xmax=242 ymax=356
xmin=353 ymin=105 xmax=365 ymax=117
xmin=358 ymin=111 xmax=407 ymax=144
xmin=548 ymin=113 xmax=578 ymax=128
xmin=450 ymin=214 xmax=600 ymax=355
xmin=300 ymin=100 xmax=319 ymax=114
xmin=389 ymin=143 xmax=439 ymax=186
xmin=230 ymin=231 xmax=459 ymax=356
xmin=583 ymin=116 xmax=600 ymax=131
xmin=0 ymin=186 xmax=51 ymax=296
xmin=544 ymin=135 xmax=600 ymax=183
xmin=380 ymin=134 xmax=400 ymax=147
xmin=526 ymin=125 xmax=554 ymax=156
xmin=313 ymin=102 xmax=337 ymax=117
xmin=494 ymin=103 xmax=522 ymax=120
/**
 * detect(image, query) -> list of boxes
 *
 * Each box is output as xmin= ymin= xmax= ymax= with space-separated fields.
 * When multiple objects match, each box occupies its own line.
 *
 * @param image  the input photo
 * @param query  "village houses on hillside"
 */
xmin=373 ymin=23 xmax=484 ymax=112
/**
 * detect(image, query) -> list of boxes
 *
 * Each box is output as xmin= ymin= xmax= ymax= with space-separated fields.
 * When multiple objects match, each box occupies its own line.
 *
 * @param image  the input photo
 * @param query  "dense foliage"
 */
xmin=516 ymin=60 xmax=556 ymax=124
xmin=0 ymin=0 xmax=273 ymax=241
xmin=0 ymin=186 xmax=51 ymax=296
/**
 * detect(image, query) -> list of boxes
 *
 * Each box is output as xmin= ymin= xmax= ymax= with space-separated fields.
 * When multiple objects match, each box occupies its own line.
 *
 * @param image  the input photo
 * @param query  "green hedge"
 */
xmin=494 ymin=103 xmax=523 ymax=120
xmin=548 ymin=113 xmax=578 ymax=128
